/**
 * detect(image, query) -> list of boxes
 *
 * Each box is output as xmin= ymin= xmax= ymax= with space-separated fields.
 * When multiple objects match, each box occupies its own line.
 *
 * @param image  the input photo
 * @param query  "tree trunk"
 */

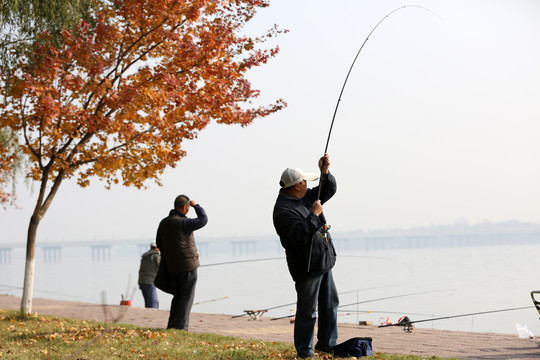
xmin=20 ymin=168 xmax=64 ymax=317
xmin=20 ymin=215 xmax=39 ymax=316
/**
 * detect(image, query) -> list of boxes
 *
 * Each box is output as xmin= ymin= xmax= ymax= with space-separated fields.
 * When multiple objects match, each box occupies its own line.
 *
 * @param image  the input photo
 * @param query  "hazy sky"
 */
xmin=2 ymin=0 xmax=540 ymax=243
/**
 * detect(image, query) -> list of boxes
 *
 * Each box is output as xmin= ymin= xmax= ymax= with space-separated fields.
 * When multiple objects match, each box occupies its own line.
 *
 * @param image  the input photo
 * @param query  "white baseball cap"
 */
xmin=280 ymin=168 xmax=319 ymax=188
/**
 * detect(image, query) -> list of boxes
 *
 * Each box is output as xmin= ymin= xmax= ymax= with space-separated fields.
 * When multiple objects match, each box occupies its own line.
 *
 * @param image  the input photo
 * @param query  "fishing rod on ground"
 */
xmin=232 ymin=285 xmax=393 ymax=319
xmin=270 ymin=289 xmax=444 ymax=321
xmin=379 ymin=305 xmax=535 ymax=332
xmin=337 ymin=309 xmax=439 ymax=317
xmin=338 ymin=309 xmax=441 ymax=323
xmin=309 ymin=5 xmax=439 ymax=268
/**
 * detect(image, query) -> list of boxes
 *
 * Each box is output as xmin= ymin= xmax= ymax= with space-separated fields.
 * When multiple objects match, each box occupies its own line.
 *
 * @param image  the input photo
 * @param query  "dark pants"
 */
xmin=167 ymin=269 xmax=198 ymax=330
xmin=139 ymin=283 xmax=159 ymax=309
xmin=294 ymin=270 xmax=339 ymax=358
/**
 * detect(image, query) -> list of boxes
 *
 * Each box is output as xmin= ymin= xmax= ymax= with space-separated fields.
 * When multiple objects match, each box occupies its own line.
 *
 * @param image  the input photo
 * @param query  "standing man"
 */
xmin=272 ymin=153 xmax=338 ymax=359
xmin=156 ymin=194 xmax=208 ymax=330
xmin=138 ymin=242 xmax=161 ymax=309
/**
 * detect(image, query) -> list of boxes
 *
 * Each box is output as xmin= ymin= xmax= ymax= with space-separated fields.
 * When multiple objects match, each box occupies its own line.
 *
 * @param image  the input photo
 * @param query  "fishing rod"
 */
xmin=193 ymin=296 xmax=229 ymax=306
xmin=379 ymin=305 xmax=535 ymax=331
xmin=201 ymin=254 xmax=405 ymax=268
xmin=316 ymin=5 xmax=438 ymax=198
xmin=311 ymin=5 xmax=438 ymax=267
xmin=200 ymin=257 xmax=284 ymax=267
xmin=271 ymin=289 xmax=442 ymax=320
xmin=320 ymin=4 xmax=438 ymax=161
xmin=337 ymin=309 xmax=439 ymax=317
xmin=232 ymin=285 xmax=391 ymax=319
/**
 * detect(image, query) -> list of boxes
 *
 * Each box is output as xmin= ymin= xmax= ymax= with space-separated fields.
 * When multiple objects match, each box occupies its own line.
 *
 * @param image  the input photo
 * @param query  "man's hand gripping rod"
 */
xmin=307 ymin=157 xmax=331 ymax=272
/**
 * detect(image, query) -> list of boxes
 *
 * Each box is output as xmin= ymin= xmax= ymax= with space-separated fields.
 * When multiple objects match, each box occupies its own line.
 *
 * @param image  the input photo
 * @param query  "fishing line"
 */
xmin=271 ymin=289 xmax=443 ymax=320
xmin=232 ymin=285 xmax=391 ymax=319
xmin=316 ymin=4 xmax=439 ymax=200
xmin=338 ymin=289 xmax=442 ymax=309
xmin=0 ymin=283 xmax=98 ymax=302
xmin=338 ymin=284 xmax=397 ymax=296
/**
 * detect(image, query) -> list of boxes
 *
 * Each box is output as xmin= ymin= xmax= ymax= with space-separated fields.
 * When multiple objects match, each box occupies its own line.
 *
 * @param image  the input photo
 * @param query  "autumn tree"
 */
xmin=0 ymin=0 xmax=93 ymax=54
xmin=0 ymin=0 xmax=95 ymax=204
xmin=0 ymin=0 xmax=285 ymax=315
xmin=0 ymin=128 xmax=21 ymax=204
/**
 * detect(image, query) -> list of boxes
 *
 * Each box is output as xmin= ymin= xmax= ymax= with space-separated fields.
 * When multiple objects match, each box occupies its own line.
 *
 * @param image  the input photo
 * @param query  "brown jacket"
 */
xmin=156 ymin=209 xmax=204 ymax=273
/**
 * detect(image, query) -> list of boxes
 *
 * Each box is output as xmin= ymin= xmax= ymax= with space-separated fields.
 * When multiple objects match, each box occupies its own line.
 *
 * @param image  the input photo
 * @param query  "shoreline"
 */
xmin=2 ymin=294 xmax=540 ymax=359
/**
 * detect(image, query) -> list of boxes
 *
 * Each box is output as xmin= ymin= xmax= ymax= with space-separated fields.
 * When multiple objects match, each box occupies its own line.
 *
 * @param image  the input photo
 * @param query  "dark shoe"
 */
xmin=314 ymin=343 xmax=334 ymax=354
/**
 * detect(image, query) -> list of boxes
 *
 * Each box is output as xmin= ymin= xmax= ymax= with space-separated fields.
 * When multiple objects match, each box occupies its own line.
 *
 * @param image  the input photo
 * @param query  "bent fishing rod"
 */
xmin=379 ymin=305 xmax=535 ymax=329
xmin=316 ymin=4 xmax=436 ymax=202
xmin=311 ymin=5 xmax=438 ymax=267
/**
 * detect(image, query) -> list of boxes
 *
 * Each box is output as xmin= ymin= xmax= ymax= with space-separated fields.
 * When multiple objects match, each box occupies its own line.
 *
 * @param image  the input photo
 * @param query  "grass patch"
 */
xmin=0 ymin=309 xmax=460 ymax=359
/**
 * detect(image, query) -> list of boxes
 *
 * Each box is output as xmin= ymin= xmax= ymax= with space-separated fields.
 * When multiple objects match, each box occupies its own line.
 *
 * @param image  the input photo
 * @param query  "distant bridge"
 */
xmin=0 ymin=239 xmax=154 ymax=264
xmin=1 ymin=226 xmax=539 ymax=263
xmin=0 ymin=238 xmax=261 ymax=264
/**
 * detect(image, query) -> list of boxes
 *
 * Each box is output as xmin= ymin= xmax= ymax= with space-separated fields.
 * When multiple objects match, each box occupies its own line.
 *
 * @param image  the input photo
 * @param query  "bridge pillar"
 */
xmin=333 ymin=238 xmax=348 ymax=251
xmin=43 ymin=246 xmax=62 ymax=262
xmin=0 ymin=248 xmax=11 ymax=264
xmin=90 ymin=245 xmax=112 ymax=261
xmin=231 ymin=240 xmax=256 ymax=256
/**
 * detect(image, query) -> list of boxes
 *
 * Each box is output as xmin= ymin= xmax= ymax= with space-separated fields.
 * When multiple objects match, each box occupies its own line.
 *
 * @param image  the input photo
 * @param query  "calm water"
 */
xmin=1 ymin=240 xmax=540 ymax=336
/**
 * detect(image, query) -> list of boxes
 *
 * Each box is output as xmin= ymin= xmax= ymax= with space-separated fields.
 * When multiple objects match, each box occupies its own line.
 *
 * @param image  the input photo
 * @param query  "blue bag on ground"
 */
xmin=332 ymin=337 xmax=373 ymax=357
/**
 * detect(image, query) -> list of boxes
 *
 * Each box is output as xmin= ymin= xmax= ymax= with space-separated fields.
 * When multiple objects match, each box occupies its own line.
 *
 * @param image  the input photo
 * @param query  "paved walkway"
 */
xmin=2 ymin=295 xmax=540 ymax=359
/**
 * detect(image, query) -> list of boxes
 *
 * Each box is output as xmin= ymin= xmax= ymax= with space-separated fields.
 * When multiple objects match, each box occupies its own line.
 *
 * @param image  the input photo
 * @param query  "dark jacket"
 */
xmin=138 ymin=248 xmax=160 ymax=285
xmin=156 ymin=205 xmax=208 ymax=274
xmin=273 ymin=172 xmax=337 ymax=282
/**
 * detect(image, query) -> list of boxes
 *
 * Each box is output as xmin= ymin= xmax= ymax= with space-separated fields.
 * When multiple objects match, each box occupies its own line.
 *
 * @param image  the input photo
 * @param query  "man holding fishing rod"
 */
xmin=273 ymin=153 xmax=338 ymax=358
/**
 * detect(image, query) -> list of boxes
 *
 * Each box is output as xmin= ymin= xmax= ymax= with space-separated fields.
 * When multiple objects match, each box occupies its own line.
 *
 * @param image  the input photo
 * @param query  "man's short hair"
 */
xmin=174 ymin=194 xmax=190 ymax=210
xmin=280 ymin=180 xmax=295 ymax=191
